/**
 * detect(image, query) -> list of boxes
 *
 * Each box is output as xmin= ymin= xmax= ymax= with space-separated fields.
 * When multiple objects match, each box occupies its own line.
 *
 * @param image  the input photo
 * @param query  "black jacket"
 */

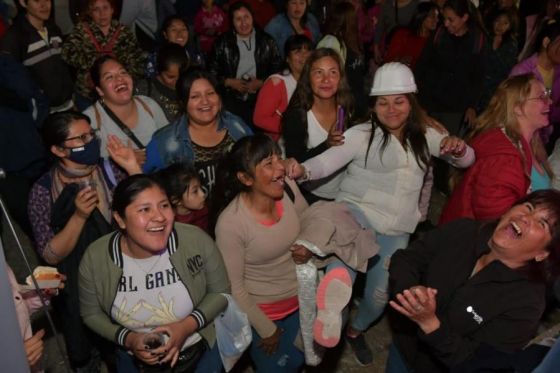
xmin=207 ymin=28 xmax=282 ymax=89
xmin=389 ymin=219 xmax=545 ymax=372
xmin=1 ymin=16 xmax=74 ymax=107
xmin=415 ymin=26 xmax=486 ymax=113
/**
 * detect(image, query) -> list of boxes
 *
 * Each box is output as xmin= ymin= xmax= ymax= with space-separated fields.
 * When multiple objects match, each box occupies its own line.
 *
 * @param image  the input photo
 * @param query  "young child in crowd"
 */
xmin=194 ymin=0 xmax=227 ymax=55
xmin=158 ymin=163 xmax=209 ymax=232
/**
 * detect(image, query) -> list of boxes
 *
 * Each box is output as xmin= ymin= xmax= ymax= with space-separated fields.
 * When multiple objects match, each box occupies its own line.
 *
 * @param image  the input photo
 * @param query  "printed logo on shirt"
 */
xmin=466 ymin=306 xmax=483 ymax=324
xmin=117 ymin=268 xmax=181 ymax=292
xmin=187 ymin=255 xmax=204 ymax=275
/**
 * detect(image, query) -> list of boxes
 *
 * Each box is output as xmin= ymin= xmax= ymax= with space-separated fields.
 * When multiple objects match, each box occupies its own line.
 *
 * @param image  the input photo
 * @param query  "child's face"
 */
xmin=181 ymin=178 xmax=206 ymax=211
xmin=21 ymin=0 xmax=52 ymax=23
xmin=164 ymin=20 xmax=189 ymax=47
xmin=493 ymin=15 xmax=510 ymax=37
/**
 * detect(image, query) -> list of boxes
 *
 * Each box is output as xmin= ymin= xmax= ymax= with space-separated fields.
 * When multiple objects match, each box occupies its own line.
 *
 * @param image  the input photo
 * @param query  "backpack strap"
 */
xmin=93 ymin=103 xmax=101 ymax=130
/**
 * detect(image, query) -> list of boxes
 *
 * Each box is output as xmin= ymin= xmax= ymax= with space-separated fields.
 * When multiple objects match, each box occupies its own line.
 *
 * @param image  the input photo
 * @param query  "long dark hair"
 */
xmin=285 ymin=48 xmax=353 ymax=121
xmin=365 ymin=94 xmax=430 ymax=171
xmin=443 ymin=0 xmax=486 ymax=34
xmin=285 ymin=0 xmax=308 ymax=30
xmin=323 ymin=1 xmax=362 ymax=55
xmin=409 ymin=2 xmax=439 ymax=36
xmin=209 ymin=135 xmax=280 ymax=235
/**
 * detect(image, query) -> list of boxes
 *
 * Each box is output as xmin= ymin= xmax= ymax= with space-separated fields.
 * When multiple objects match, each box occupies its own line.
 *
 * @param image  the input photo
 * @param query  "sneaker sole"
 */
xmin=313 ymin=268 xmax=352 ymax=347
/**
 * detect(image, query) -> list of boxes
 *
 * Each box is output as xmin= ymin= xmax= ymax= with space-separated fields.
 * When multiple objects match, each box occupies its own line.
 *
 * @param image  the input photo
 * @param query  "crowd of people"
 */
xmin=2 ymin=0 xmax=560 ymax=372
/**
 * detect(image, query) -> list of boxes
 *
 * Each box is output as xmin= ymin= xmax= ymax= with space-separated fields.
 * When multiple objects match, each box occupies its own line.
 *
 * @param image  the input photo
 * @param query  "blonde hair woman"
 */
xmin=441 ymin=73 xmax=554 ymax=225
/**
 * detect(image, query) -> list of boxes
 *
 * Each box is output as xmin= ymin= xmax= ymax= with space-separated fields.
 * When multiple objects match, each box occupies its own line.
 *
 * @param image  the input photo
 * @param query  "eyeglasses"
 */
xmin=63 ymin=130 xmax=97 ymax=145
xmin=527 ymin=89 xmax=552 ymax=103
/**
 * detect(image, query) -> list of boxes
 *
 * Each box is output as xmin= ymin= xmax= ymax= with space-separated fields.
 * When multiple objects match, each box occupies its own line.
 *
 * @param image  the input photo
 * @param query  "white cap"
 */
xmin=369 ymin=62 xmax=417 ymax=96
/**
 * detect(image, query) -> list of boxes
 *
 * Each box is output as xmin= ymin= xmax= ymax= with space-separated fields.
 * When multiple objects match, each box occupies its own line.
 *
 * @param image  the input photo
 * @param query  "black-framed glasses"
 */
xmin=527 ymin=89 xmax=552 ymax=103
xmin=63 ymin=130 xmax=97 ymax=145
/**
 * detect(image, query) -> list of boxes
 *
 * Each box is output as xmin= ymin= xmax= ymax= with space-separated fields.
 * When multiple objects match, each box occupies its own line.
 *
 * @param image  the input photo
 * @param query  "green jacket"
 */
xmin=79 ymin=223 xmax=230 ymax=348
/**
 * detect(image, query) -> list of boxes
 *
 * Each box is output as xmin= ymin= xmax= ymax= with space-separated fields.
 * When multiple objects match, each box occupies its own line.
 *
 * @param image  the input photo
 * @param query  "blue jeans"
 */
xmin=533 ymin=338 xmax=560 ymax=373
xmin=341 ymin=203 xmax=411 ymax=332
xmin=249 ymin=311 xmax=305 ymax=373
xmin=386 ymin=344 xmax=412 ymax=373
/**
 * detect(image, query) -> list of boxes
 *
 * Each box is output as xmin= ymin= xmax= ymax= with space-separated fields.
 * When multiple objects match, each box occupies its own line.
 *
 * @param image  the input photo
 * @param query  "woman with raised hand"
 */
xmin=285 ymin=62 xmax=474 ymax=366
xmin=28 ymin=110 xmax=141 ymax=371
xmin=212 ymin=134 xmax=309 ymax=372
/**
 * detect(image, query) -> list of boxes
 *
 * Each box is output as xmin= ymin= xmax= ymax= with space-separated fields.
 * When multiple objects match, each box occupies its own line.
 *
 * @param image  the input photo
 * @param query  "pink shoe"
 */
xmin=313 ymin=267 xmax=352 ymax=347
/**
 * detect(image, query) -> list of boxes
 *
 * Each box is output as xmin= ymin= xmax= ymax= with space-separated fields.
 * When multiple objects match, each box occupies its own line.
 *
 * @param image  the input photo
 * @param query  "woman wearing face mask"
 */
xmin=62 ymin=0 xmax=144 ymax=110
xmin=136 ymin=43 xmax=189 ymax=123
xmin=27 ymin=111 xmax=141 ymax=371
xmin=253 ymin=34 xmax=313 ymax=141
xmin=208 ymin=1 xmax=282 ymax=128
xmin=285 ymin=62 xmax=474 ymax=366
xmin=84 ymin=56 xmax=168 ymax=165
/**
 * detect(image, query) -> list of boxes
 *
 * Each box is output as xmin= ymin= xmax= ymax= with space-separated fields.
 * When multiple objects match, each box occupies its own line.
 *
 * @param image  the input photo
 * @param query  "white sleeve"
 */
xmin=425 ymin=127 xmax=475 ymax=169
xmin=303 ymin=125 xmax=369 ymax=180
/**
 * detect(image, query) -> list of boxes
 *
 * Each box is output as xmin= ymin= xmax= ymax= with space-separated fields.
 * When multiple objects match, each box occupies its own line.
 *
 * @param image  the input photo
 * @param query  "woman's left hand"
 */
xmin=440 ymin=136 xmax=467 ymax=157
xmin=247 ymin=77 xmax=263 ymax=93
xmin=464 ymin=107 xmax=477 ymax=128
xmin=290 ymin=244 xmax=314 ymax=264
xmin=107 ymin=135 xmax=142 ymax=175
xmin=389 ymin=286 xmax=441 ymax=334
xmin=152 ymin=316 xmax=198 ymax=367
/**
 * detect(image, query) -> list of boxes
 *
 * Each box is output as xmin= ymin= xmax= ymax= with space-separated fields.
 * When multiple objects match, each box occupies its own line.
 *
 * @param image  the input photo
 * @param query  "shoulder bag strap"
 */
xmin=99 ymin=101 xmax=145 ymax=149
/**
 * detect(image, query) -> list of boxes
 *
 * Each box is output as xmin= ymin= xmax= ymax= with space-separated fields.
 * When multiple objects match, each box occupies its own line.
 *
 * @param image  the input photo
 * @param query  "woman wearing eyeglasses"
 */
xmin=440 ymin=74 xmax=554 ymax=225
xmin=27 ymin=111 xmax=141 ymax=371
xmin=510 ymin=20 xmax=560 ymax=148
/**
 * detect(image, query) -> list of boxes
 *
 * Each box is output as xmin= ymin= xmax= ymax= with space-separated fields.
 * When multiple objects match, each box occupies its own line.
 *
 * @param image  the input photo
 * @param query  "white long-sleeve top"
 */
xmin=303 ymin=123 xmax=475 ymax=235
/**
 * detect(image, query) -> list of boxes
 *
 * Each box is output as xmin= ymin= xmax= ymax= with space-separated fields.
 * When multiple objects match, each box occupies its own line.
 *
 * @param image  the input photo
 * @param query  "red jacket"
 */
xmin=439 ymin=128 xmax=531 ymax=225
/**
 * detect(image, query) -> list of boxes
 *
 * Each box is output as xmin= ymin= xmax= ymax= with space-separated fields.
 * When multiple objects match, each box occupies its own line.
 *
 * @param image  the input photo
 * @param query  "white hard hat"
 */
xmin=369 ymin=62 xmax=417 ymax=96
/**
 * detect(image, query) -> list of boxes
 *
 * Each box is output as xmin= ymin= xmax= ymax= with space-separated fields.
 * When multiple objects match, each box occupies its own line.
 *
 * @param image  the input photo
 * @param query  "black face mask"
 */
xmin=67 ymin=137 xmax=101 ymax=165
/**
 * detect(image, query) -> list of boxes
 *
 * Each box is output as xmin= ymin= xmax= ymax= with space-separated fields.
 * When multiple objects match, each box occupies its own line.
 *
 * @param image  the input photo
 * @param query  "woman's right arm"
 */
xmin=301 ymin=126 xmax=365 ymax=180
xmin=28 ymin=182 xmax=94 ymax=264
xmin=253 ymin=77 xmax=285 ymax=136
xmin=215 ymin=216 xmax=278 ymax=338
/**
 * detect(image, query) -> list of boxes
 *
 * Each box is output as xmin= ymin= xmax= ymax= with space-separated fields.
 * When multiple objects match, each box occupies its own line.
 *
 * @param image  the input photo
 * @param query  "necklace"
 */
xmin=241 ymin=37 xmax=252 ymax=51
xmin=122 ymin=236 xmax=164 ymax=274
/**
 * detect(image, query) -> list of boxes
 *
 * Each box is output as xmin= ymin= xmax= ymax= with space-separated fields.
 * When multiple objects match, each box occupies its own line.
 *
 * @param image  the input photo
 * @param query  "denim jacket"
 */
xmin=143 ymin=110 xmax=253 ymax=173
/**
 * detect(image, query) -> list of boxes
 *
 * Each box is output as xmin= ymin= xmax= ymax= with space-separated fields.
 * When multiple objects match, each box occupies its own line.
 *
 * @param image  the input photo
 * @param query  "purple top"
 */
xmin=28 ymin=162 xmax=126 ymax=259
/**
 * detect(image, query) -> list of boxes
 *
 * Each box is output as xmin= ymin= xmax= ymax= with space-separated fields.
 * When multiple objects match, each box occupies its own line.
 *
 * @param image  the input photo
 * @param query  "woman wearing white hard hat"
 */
xmin=285 ymin=62 xmax=475 ymax=365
